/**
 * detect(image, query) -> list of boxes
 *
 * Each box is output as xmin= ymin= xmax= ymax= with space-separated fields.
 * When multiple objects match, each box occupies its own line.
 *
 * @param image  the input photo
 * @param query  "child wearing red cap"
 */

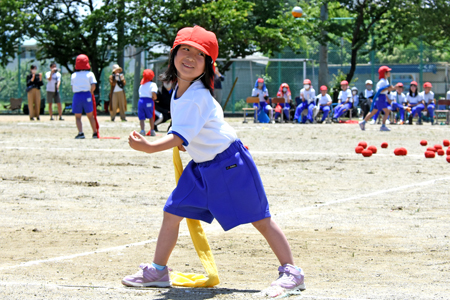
xmin=294 ymin=79 xmax=316 ymax=123
xmin=317 ymin=85 xmax=332 ymax=123
xmin=359 ymin=66 xmax=394 ymax=131
xmin=275 ymin=83 xmax=292 ymax=121
xmin=372 ymin=83 xmax=406 ymax=124
xmin=123 ymin=26 xmax=305 ymax=293
xmin=252 ymin=78 xmax=274 ymax=123
xmin=138 ymin=69 xmax=159 ymax=136
xmin=331 ymin=80 xmax=352 ymax=122
xmin=71 ymin=54 xmax=98 ymax=139
xmin=419 ymin=82 xmax=435 ymax=125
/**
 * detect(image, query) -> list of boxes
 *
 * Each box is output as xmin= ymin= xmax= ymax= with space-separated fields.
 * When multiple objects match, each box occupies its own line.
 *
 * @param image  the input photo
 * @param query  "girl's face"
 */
xmin=320 ymin=90 xmax=327 ymax=96
xmin=304 ymin=84 xmax=310 ymax=90
xmin=282 ymin=87 xmax=287 ymax=93
xmin=410 ymin=85 xmax=417 ymax=93
xmin=366 ymin=84 xmax=372 ymax=90
xmin=396 ymin=87 xmax=404 ymax=93
xmin=424 ymin=87 xmax=431 ymax=93
xmin=257 ymin=82 xmax=264 ymax=89
xmin=341 ymin=84 xmax=348 ymax=91
xmin=174 ymin=45 xmax=206 ymax=82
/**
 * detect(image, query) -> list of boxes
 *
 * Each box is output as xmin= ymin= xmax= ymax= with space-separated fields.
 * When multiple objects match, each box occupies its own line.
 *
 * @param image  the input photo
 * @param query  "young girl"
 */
xmin=138 ymin=69 xmax=159 ymax=136
xmin=317 ymin=85 xmax=332 ymax=123
xmin=388 ymin=83 xmax=407 ymax=125
xmin=359 ymin=66 xmax=394 ymax=131
xmin=252 ymin=78 xmax=274 ymax=123
xmin=294 ymin=79 xmax=315 ymax=123
xmin=123 ymin=26 xmax=305 ymax=292
xmin=407 ymin=81 xmax=421 ymax=125
xmin=71 ymin=54 xmax=98 ymax=139
xmin=419 ymin=82 xmax=435 ymax=124
xmin=275 ymin=83 xmax=291 ymax=121
xmin=332 ymin=80 xmax=352 ymax=122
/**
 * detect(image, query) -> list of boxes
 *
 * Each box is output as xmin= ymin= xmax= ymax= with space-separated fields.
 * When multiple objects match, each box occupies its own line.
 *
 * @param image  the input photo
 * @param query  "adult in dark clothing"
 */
xmin=155 ymin=81 xmax=172 ymax=131
xmin=213 ymin=63 xmax=225 ymax=106
xmin=26 ymin=65 xmax=44 ymax=121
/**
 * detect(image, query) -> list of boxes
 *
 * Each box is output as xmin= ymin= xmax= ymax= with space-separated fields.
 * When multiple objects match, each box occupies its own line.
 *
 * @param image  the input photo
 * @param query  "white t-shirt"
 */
xmin=364 ymin=89 xmax=374 ymax=99
xmin=419 ymin=91 xmax=435 ymax=104
xmin=300 ymin=88 xmax=316 ymax=103
xmin=46 ymin=71 xmax=61 ymax=92
xmin=318 ymin=94 xmax=332 ymax=105
xmin=447 ymin=91 xmax=450 ymax=100
xmin=71 ymin=71 xmax=97 ymax=93
xmin=281 ymin=93 xmax=291 ymax=103
xmin=169 ymin=81 xmax=238 ymax=163
xmin=139 ymin=82 xmax=158 ymax=98
xmin=407 ymin=93 xmax=421 ymax=105
xmin=338 ymin=90 xmax=351 ymax=102
xmin=389 ymin=92 xmax=407 ymax=104
xmin=113 ymin=74 xmax=124 ymax=92
xmin=376 ymin=78 xmax=390 ymax=94
xmin=252 ymin=88 xmax=269 ymax=102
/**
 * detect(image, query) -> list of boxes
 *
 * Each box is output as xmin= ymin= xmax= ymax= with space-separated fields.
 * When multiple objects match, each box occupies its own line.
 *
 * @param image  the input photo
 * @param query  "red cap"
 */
xmin=423 ymin=82 xmax=432 ymax=88
xmin=378 ymin=66 xmax=392 ymax=79
xmin=410 ymin=81 xmax=418 ymax=86
xmin=320 ymin=85 xmax=327 ymax=91
xmin=340 ymin=80 xmax=348 ymax=85
xmin=75 ymin=54 xmax=90 ymax=70
xmin=172 ymin=26 xmax=218 ymax=64
xmin=257 ymin=78 xmax=264 ymax=83
xmin=303 ymin=79 xmax=311 ymax=85
xmin=396 ymin=82 xmax=404 ymax=87
xmin=141 ymin=69 xmax=155 ymax=85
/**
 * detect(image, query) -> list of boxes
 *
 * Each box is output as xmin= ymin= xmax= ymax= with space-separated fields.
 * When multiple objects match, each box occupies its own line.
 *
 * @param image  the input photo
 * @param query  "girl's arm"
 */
xmin=91 ymin=84 xmax=96 ymax=94
xmin=128 ymin=132 xmax=183 ymax=154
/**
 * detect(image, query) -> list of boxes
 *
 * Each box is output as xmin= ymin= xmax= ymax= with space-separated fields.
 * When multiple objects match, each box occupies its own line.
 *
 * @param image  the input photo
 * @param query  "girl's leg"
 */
xmin=322 ymin=106 xmax=330 ymax=121
xmin=153 ymin=212 xmax=184 ymax=266
xmin=252 ymin=217 xmax=294 ymax=266
xmin=86 ymin=112 xmax=98 ymax=133
xmin=150 ymin=115 xmax=155 ymax=130
xmin=364 ymin=108 xmax=378 ymax=122
xmin=381 ymin=108 xmax=390 ymax=125
xmin=75 ymin=113 xmax=83 ymax=132
xmin=140 ymin=120 xmax=145 ymax=131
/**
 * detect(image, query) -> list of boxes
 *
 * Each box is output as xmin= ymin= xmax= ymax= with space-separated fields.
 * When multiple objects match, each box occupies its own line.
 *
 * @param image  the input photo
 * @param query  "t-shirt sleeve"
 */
xmin=327 ymin=95 xmax=332 ymax=102
xmin=251 ymin=88 xmax=258 ymax=97
xmin=169 ymin=96 xmax=209 ymax=146
xmin=338 ymin=91 xmax=343 ymax=100
xmin=89 ymin=72 xmax=97 ymax=84
xmin=71 ymin=74 xmax=74 ymax=86
xmin=46 ymin=71 xmax=51 ymax=80
xmin=150 ymin=82 xmax=158 ymax=94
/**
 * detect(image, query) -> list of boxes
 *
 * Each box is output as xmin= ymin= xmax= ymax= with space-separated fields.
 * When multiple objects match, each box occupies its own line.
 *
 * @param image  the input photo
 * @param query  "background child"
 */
xmin=123 ymin=25 xmax=305 ymax=293
xmin=252 ymin=78 xmax=274 ymax=123
xmin=138 ymin=69 xmax=159 ymax=136
xmin=317 ymin=85 xmax=332 ymax=123
xmin=71 ymin=54 xmax=98 ymax=139
xmin=388 ymin=83 xmax=407 ymax=124
xmin=294 ymin=79 xmax=315 ymax=123
xmin=419 ymin=82 xmax=435 ymax=124
xmin=407 ymin=81 xmax=421 ymax=125
xmin=332 ymin=80 xmax=352 ymax=122
xmin=26 ymin=65 xmax=43 ymax=121
xmin=275 ymin=83 xmax=291 ymax=122
xmin=46 ymin=62 xmax=63 ymax=121
xmin=360 ymin=80 xmax=374 ymax=119
xmin=359 ymin=66 xmax=394 ymax=131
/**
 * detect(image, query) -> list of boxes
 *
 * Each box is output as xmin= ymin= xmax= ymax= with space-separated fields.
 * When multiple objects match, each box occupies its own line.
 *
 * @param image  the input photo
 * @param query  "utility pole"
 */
xmin=117 ymin=0 xmax=125 ymax=69
xmin=318 ymin=3 xmax=328 ymax=88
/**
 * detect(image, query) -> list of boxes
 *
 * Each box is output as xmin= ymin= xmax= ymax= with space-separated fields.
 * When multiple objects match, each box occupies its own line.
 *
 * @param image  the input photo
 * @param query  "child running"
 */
xmin=123 ymin=26 xmax=305 ymax=293
xmin=316 ymin=85 xmax=332 ymax=123
xmin=71 ymin=54 xmax=98 ymax=139
xmin=138 ymin=69 xmax=159 ymax=136
xmin=359 ymin=66 xmax=395 ymax=131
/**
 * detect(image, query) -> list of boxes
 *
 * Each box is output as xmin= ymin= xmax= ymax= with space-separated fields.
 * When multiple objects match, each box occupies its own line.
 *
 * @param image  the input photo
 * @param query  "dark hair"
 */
xmin=30 ymin=65 xmax=36 ymax=70
xmin=159 ymin=45 xmax=215 ymax=96
xmin=50 ymin=62 xmax=56 ymax=68
xmin=409 ymin=84 xmax=418 ymax=97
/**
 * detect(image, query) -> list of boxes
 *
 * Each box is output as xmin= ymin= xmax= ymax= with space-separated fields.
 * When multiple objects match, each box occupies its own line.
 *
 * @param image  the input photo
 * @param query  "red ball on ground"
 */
xmin=444 ymin=140 xmax=450 ymax=147
xmin=358 ymin=141 xmax=367 ymax=149
xmin=447 ymin=156 xmax=450 ymax=163
xmin=420 ymin=140 xmax=427 ymax=146
xmin=381 ymin=142 xmax=388 ymax=148
xmin=362 ymin=149 xmax=372 ymax=157
xmin=437 ymin=149 xmax=445 ymax=156
xmin=244 ymin=145 xmax=249 ymax=150
xmin=368 ymin=145 xmax=377 ymax=154
xmin=434 ymin=144 xmax=443 ymax=150
xmin=427 ymin=147 xmax=437 ymax=152
xmin=447 ymin=148 xmax=450 ymax=155
xmin=425 ymin=151 xmax=435 ymax=158
xmin=394 ymin=148 xmax=407 ymax=156
xmin=400 ymin=148 xmax=408 ymax=156
xmin=355 ymin=146 xmax=364 ymax=154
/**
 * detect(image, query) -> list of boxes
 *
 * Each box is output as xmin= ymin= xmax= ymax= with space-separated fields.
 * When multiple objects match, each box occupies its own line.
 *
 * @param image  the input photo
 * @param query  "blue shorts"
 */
xmin=138 ymin=97 xmax=155 ymax=120
xmin=72 ymin=91 xmax=93 ymax=114
xmin=375 ymin=94 xmax=389 ymax=111
xmin=164 ymin=139 xmax=271 ymax=231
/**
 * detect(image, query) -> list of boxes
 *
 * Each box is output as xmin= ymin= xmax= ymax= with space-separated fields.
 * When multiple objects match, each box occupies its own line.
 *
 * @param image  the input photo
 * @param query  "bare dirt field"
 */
xmin=0 ymin=115 xmax=449 ymax=300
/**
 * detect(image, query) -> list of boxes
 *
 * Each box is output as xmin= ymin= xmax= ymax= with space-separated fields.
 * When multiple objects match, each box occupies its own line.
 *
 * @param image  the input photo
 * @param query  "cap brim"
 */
xmin=174 ymin=41 xmax=210 ymax=58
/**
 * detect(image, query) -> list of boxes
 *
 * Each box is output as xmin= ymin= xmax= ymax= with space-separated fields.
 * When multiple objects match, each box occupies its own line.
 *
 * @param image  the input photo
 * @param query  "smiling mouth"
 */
xmin=182 ymin=62 xmax=194 ymax=69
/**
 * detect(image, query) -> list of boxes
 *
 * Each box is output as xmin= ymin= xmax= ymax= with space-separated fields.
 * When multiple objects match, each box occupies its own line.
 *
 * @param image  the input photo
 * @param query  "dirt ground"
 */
xmin=0 ymin=115 xmax=449 ymax=300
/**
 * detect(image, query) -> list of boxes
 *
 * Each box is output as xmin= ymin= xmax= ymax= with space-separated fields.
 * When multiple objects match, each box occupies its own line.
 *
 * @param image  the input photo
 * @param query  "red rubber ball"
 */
xmin=444 ymin=140 xmax=450 ymax=147
xmin=368 ymin=145 xmax=377 ymax=154
xmin=425 ymin=151 xmax=435 ymax=158
xmin=437 ymin=149 xmax=445 ymax=156
xmin=427 ymin=147 xmax=437 ymax=152
xmin=381 ymin=142 xmax=388 ymax=148
xmin=355 ymin=146 xmax=364 ymax=154
xmin=434 ymin=144 xmax=443 ymax=150
xmin=362 ymin=149 xmax=372 ymax=157
xmin=358 ymin=141 xmax=367 ymax=149
xmin=447 ymin=156 xmax=450 ymax=163
xmin=420 ymin=140 xmax=427 ymax=146
xmin=400 ymin=148 xmax=408 ymax=156
xmin=447 ymin=148 xmax=450 ymax=155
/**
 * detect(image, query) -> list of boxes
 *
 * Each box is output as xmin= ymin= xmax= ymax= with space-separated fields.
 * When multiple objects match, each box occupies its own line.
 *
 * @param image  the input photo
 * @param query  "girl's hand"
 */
xmin=128 ymin=131 xmax=150 ymax=152
xmin=178 ymin=144 xmax=186 ymax=152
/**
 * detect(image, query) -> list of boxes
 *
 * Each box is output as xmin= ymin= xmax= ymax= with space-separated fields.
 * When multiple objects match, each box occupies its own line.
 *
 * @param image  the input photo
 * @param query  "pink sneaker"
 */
xmin=122 ymin=263 xmax=171 ymax=287
xmin=271 ymin=264 xmax=305 ymax=291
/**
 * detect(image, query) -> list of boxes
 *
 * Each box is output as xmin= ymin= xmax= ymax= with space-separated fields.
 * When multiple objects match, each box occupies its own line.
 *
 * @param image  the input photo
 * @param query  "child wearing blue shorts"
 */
xmin=123 ymin=26 xmax=305 ymax=293
xmin=359 ymin=66 xmax=395 ymax=131
xmin=71 ymin=54 xmax=98 ymax=139
xmin=252 ymin=78 xmax=274 ymax=123
xmin=138 ymin=69 xmax=159 ymax=136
